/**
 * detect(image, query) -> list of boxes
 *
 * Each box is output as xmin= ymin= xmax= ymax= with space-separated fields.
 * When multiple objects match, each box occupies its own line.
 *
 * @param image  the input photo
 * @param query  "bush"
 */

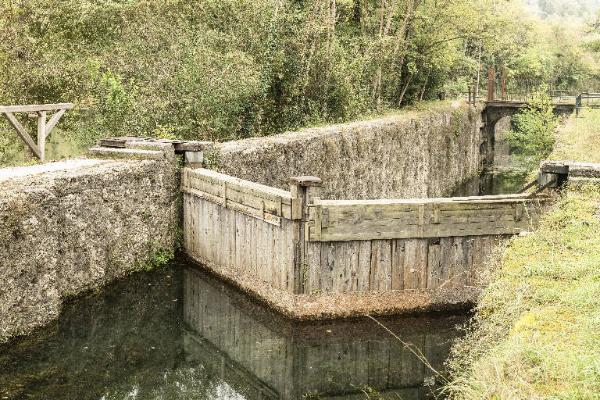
xmin=507 ymin=90 xmax=560 ymax=167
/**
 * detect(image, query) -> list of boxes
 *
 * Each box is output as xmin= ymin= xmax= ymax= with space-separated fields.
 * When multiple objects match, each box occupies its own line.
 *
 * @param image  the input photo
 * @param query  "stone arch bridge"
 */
xmin=481 ymin=101 xmax=576 ymax=168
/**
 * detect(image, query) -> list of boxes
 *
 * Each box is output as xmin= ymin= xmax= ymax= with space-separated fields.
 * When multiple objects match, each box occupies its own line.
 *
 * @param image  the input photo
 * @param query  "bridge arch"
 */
xmin=481 ymin=101 xmax=575 ymax=168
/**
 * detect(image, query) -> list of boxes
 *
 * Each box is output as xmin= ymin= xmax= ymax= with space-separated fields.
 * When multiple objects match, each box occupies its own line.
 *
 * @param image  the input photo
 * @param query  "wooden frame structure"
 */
xmin=0 ymin=103 xmax=74 ymax=161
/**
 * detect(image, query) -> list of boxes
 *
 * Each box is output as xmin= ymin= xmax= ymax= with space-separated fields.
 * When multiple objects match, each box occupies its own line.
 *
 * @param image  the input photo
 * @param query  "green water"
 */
xmin=0 ymin=259 xmax=467 ymax=400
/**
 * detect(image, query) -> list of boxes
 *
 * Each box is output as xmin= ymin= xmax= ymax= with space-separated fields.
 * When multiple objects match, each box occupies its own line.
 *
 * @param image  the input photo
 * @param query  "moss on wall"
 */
xmin=214 ymin=102 xmax=483 ymax=200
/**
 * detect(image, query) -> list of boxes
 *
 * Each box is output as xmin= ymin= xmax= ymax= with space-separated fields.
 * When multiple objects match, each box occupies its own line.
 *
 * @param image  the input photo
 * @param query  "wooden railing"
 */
xmin=0 ymin=103 xmax=74 ymax=161
xmin=182 ymin=168 xmax=294 ymax=226
xmin=306 ymin=194 xmax=545 ymax=242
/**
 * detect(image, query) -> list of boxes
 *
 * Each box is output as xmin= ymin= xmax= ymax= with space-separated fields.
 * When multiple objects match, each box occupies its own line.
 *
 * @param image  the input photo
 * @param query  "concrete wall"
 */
xmin=214 ymin=102 xmax=483 ymax=200
xmin=0 ymin=146 xmax=179 ymax=343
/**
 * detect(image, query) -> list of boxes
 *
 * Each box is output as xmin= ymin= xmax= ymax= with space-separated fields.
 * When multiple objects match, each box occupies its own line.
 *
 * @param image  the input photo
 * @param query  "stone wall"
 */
xmin=214 ymin=102 xmax=483 ymax=200
xmin=0 ymin=146 xmax=179 ymax=343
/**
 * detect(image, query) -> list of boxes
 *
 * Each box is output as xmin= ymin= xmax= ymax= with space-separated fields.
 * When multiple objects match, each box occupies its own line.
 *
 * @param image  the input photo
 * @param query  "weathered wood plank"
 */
xmin=306 ymin=242 xmax=322 ymax=294
xmin=391 ymin=240 xmax=405 ymax=290
xmin=332 ymin=241 xmax=352 ymax=292
xmin=187 ymin=168 xmax=292 ymax=204
xmin=45 ymin=108 xmax=66 ymax=137
xmin=185 ymin=176 xmax=292 ymax=221
xmin=426 ymin=242 xmax=441 ymax=289
xmin=320 ymin=242 xmax=335 ymax=293
xmin=369 ymin=240 xmax=392 ymax=291
xmin=357 ymin=241 xmax=372 ymax=291
xmin=0 ymin=103 xmax=74 ymax=113
xmin=182 ymin=187 xmax=284 ymax=226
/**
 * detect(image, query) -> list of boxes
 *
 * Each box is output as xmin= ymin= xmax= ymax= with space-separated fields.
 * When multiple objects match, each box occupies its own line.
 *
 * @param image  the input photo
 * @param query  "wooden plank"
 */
xmin=189 ymin=173 xmax=289 ymax=211
xmin=99 ymin=137 xmax=138 ymax=148
xmin=308 ymin=197 xmax=544 ymax=242
xmin=320 ymin=242 xmax=335 ymax=293
xmin=391 ymin=240 xmax=405 ymax=290
xmin=452 ymin=237 xmax=466 ymax=288
xmin=315 ymin=223 xmax=529 ymax=241
xmin=187 ymin=168 xmax=292 ymax=204
xmin=427 ymin=242 xmax=441 ymax=289
xmin=438 ymin=238 xmax=453 ymax=288
xmin=332 ymin=242 xmax=353 ymax=293
xmin=403 ymin=240 xmax=418 ymax=290
xmin=369 ymin=240 xmax=392 ymax=291
xmin=357 ymin=241 xmax=372 ymax=291
xmin=306 ymin=242 xmax=322 ymax=294
xmin=462 ymin=237 xmax=475 ymax=286
xmin=317 ymin=193 xmax=547 ymax=206
xmin=235 ymin=212 xmax=246 ymax=273
xmin=0 ymin=103 xmax=74 ymax=113
xmin=348 ymin=241 xmax=361 ymax=292
xmin=186 ymin=175 xmax=292 ymax=219
xmin=182 ymin=187 xmax=283 ymax=226
xmin=416 ymin=240 xmax=428 ymax=289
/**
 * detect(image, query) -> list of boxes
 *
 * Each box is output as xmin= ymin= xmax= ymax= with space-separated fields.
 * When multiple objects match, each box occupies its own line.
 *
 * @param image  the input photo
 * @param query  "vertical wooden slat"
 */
xmin=320 ymin=242 xmax=335 ymax=293
xmin=391 ymin=240 xmax=405 ymax=290
xmin=306 ymin=242 xmax=322 ymax=294
xmin=416 ymin=239 xmax=429 ymax=289
xmin=357 ymin=241 xmax=372 ymax=291
xmin=427 ymin=242 xmax=441 ymax=289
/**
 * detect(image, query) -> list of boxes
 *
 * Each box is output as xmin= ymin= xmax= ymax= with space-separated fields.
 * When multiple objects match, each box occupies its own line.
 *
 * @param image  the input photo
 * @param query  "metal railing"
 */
xmin=576 ymin=93 xmax=600 ymax=116
xmin=464 ymin=88 xmax=579 ymax=106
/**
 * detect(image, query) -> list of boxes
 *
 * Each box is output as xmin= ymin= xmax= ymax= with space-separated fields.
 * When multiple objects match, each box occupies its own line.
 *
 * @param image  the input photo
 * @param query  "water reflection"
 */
xmin=451 ymin=170 xmax=529 ymax=197
xmin=0 ymin=261 xmax=466 ymax=399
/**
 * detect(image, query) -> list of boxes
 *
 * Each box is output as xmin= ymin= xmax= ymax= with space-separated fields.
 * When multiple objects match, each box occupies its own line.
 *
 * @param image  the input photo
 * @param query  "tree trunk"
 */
xmin=419 ymin=74 xmax=429 ymax=101
xmin=474 ymin=42 xmax=482 ymax=100
xmin=398 ymin=74 xmax=413 ymax=106
xmin=353 ymin=0 xmax=361 ymax=24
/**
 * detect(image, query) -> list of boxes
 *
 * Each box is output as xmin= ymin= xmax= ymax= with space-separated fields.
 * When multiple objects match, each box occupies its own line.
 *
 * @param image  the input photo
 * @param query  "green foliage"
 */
xmin=507 ymin=90 xmax=560 ymax=167
xmin=137 ymin=247 xmax=174 ymax=272
xmin=0 ymin=0 xmax=530 ymax=166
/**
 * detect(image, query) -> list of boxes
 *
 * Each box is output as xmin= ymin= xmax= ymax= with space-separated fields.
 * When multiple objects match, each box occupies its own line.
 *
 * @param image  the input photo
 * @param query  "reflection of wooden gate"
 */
xmin=182 ymin=167 xmax=548 ymax=315
xmin=0 ymin=103 xmax=73 ymax=161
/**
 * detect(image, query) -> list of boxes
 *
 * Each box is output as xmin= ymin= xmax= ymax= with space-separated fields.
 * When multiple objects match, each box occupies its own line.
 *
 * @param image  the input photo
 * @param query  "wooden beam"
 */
xmin=3 ymin=111 xmax=41 ymax=159
xmin=45 ymin=108 xmax=66 ymax=137
xmin=0 ymin=103 xmax=74 ymax=113
xmin=307 ymin=197 xmax=547 ymax=242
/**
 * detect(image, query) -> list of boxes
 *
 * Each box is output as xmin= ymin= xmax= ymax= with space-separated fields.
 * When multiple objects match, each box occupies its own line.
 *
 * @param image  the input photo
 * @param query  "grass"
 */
xmin=550 ymin=107 xmax=600 ymax=163
xmin=448 ymin=109 xmax=600 ymax=399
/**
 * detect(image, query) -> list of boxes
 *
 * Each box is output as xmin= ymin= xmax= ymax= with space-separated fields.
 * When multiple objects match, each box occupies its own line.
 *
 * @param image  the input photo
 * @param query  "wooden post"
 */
xmin=289 ymin=176 xmax=322 ymax=294
xmin=37 ymin=111 xmax=47 ymax=161
xmin=487 ymin=66 xmax=495 ymax=101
